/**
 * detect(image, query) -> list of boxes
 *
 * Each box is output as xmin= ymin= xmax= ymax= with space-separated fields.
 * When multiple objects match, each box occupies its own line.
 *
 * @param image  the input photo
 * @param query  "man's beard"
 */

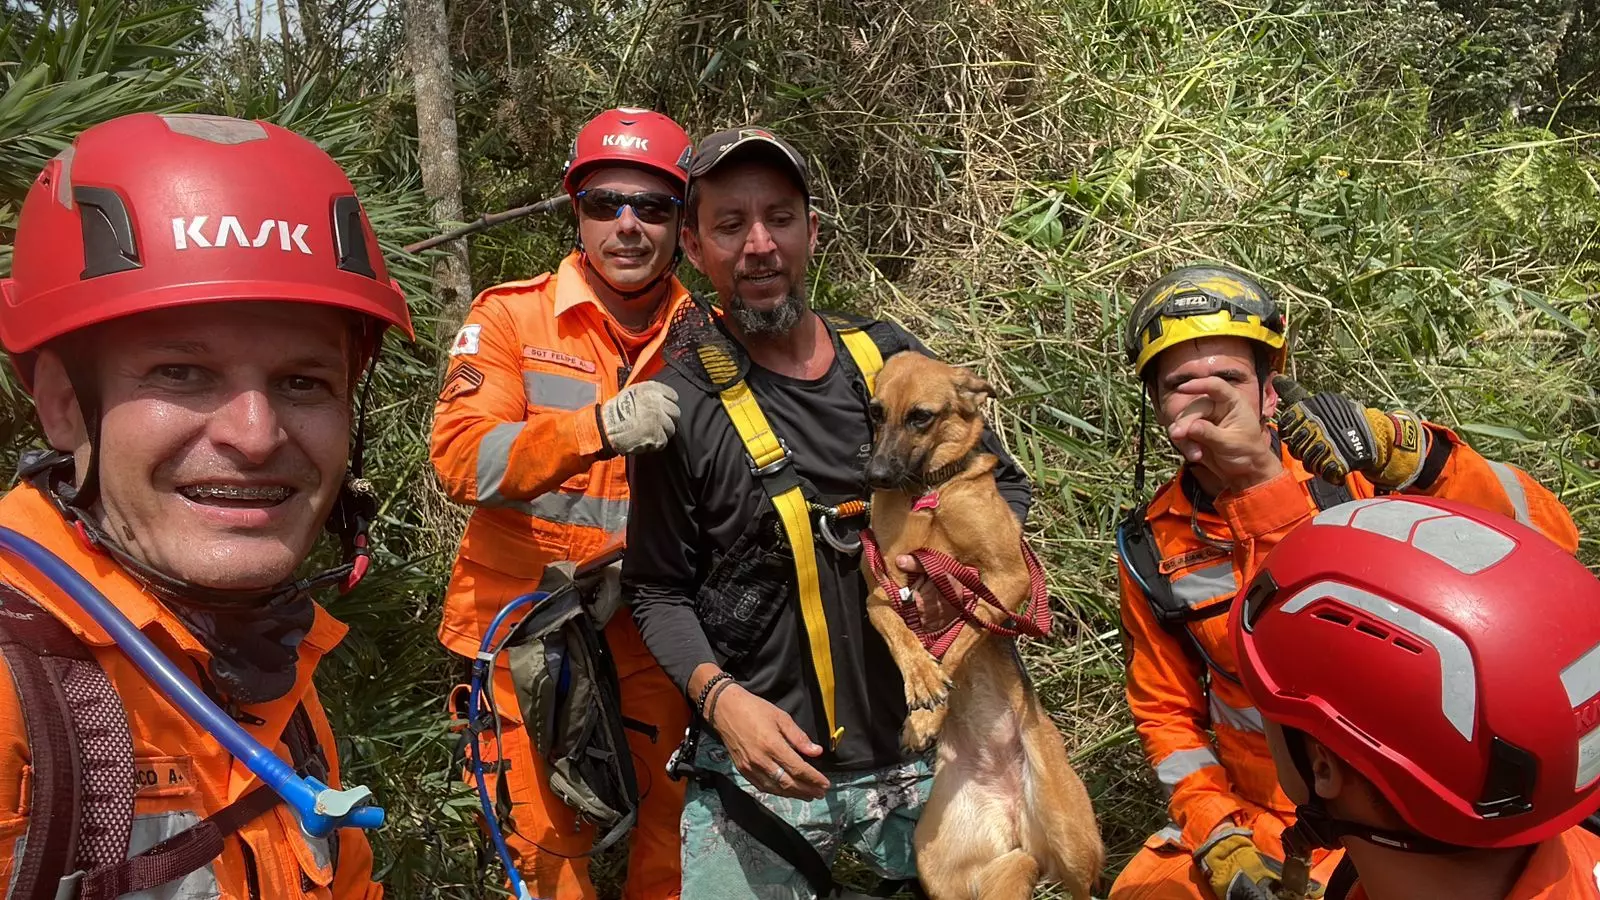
xmin=728 ymin=284 xmax=807 ymax=337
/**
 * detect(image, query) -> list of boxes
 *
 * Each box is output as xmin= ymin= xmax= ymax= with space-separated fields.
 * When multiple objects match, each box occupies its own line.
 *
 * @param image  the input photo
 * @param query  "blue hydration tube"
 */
xmin=468 ymin=591 xmax=550 ymax=900
xmin=0 ymin=526 xmax=384 ymax=838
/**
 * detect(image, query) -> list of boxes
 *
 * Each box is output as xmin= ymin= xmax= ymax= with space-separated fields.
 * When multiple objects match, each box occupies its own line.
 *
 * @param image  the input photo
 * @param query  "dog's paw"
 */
xmin=902 ymin=659 xmax=952 ymax=712
xmin=901 ymin=705 xmax=947 ymax=752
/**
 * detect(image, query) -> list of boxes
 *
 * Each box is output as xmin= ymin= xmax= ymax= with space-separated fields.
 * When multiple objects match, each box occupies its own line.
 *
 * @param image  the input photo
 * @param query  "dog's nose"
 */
xmin=864 ymin=456 xmax=898 ymax=490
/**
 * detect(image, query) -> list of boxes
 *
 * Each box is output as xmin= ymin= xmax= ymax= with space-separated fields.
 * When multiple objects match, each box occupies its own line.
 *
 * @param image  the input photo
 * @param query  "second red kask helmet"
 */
xmin=1232 ymin=495 xmax=1600 ymax=849
xmin=562 ymin=107 xmax=693 ymax=198
xmin=0 ymin=112 xmax=413 ymax=389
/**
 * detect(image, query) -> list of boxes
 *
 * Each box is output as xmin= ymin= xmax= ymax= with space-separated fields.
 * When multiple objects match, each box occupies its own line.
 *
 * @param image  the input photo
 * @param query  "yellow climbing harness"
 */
xmin=697 ymin=319 xmax=884 ymax=747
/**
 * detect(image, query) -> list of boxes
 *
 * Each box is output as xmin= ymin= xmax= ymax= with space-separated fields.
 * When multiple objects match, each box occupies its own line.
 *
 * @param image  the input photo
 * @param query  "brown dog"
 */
xmin=861 ymin=351 xmax=1104 ymax=900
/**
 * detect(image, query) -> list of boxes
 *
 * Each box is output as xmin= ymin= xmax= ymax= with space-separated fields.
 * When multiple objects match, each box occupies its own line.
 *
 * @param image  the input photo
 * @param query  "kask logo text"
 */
xmin=171 ymin=216 xmax=313 ymax=254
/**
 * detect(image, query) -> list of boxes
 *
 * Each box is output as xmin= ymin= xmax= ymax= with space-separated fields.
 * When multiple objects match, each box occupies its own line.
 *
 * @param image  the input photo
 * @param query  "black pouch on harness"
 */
xmin=502 ymin=553 xmax=640 ymax=852
xmin=694 ymin=512 xmax=794 ymax=670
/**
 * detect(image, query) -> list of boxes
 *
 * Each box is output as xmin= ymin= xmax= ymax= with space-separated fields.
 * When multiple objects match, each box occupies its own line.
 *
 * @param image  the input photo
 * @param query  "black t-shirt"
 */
xmin=623 ymin=314 xmax=1032 ymax=771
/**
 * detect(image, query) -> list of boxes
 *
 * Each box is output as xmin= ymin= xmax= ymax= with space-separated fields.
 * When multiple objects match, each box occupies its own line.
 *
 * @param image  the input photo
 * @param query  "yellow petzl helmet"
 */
xmin=1124 ymin=264 xmax=1286 ymax=377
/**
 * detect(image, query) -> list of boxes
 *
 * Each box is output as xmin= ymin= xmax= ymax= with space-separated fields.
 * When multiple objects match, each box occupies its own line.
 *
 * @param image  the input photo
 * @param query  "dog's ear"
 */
xmin=955 ymin=367 xmax=996 ymax=411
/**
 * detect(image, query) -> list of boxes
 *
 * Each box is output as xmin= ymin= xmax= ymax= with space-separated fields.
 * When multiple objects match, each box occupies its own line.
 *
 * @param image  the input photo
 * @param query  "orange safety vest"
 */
xmin=0 ymin=483 xmax=380 ymax=899
xmin=1118 ymin=429 xmax=1579 ymax=855
xmin=430 ymin=252 xmax=689 ymax=674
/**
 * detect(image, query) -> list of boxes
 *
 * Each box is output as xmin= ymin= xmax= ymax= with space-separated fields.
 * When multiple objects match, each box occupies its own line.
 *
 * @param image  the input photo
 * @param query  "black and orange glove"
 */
xmin=1274 ymin=376 xmax=1429 ymax=489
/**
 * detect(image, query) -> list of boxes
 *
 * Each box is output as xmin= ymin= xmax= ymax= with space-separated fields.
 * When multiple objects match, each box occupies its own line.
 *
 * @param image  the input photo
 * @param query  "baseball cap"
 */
xmin=687 ymin=127 xmax=811 ymax=196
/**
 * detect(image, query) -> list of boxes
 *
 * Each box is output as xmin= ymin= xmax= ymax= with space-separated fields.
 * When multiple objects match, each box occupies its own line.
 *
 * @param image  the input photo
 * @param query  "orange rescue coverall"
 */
xmin=0 ymin=483 xmax=381 ymax=898
xmin=1111 ymin=430 xmax=1579 ymax=900
xmin=429 ymin=251 xmax=691 ymax=900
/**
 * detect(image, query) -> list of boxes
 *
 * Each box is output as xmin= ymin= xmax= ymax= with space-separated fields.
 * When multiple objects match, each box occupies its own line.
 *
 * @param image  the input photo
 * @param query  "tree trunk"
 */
xmin=404 ymin=0 xmax=474 ymax=318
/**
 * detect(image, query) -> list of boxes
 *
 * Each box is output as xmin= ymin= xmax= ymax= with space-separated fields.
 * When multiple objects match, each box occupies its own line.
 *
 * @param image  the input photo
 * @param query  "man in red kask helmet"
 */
xmin=1224 ymin=493 xmax=1600 ymax=900
xmin=0 ymin=112 xmax=410 ymax=896
xmin=429 ymin=108 xmax=696 ymax=899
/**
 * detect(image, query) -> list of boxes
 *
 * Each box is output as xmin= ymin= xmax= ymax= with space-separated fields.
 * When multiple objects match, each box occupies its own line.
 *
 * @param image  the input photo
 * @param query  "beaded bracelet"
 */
xmin=703 ymin=678 xmax=737 ymax=724
xmin=695 ymin=672 xmax=735 ymax=719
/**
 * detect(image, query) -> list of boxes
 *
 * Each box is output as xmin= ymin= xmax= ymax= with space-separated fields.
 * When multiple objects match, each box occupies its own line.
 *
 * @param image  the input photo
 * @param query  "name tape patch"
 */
xmin=133 ymin=755 xmax=194 ymax=798
xmin=523 ymin=346 xmax=597 ymax=374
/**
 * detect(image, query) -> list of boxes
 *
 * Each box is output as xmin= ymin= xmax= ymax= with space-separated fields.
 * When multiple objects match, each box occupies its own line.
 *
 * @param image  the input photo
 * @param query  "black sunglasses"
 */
xmin=575 ymin=189 xmax=682 ymax=225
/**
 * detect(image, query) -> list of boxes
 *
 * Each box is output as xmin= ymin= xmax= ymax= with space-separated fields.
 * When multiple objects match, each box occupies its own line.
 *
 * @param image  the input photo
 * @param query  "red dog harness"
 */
xmin=859 ymin=491 xmax=1052 ymax=660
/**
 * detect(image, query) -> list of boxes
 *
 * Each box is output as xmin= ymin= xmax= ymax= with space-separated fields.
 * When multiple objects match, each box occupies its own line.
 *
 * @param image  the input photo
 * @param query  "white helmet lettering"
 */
xmin=601 ymin=134 xmax=649 ymax=152
xmin=171 ymin=216 xmax=313 ymax=255
xmin=214 ymin=215 xmax=248 ymax=248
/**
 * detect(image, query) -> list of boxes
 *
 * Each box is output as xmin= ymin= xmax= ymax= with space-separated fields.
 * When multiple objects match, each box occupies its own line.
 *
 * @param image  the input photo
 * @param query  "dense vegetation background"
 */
xmin=2 ymin=0 xmax=1596 ymax=894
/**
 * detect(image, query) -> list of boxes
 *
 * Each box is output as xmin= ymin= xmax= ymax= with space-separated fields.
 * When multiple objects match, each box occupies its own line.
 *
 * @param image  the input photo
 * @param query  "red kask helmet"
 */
xmin=0 ymin=112 xmax=413 ymax=389
xmin=1233 ymin=496 xmax=1600 ymax=850
xmin=562 ymin=107 xmax=693 ymax=198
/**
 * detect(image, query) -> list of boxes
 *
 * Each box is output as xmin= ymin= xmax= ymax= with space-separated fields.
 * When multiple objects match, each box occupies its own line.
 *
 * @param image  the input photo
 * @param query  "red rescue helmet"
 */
xmin=562 ymin=107 xmax=692 ymax=198
xmin=0 ymin=112 xmax=413 ymax=390
xmin=1232 ymin=496 xmax=1600 ymax=849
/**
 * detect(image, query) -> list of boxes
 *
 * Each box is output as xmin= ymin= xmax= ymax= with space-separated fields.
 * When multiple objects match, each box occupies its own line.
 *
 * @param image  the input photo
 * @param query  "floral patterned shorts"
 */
xmin=679 ymin=736 xmax=933 ymax=899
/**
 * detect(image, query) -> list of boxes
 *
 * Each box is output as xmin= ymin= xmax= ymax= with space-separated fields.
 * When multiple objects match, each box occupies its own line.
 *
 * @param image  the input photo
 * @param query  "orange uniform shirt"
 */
xmin=0 ymin=484 xmax=380 ymax=898
xmin=1120 ymin=428 xmax=1579 ymax=853
xmin=429 ymin=252 xmax=689 ymax=673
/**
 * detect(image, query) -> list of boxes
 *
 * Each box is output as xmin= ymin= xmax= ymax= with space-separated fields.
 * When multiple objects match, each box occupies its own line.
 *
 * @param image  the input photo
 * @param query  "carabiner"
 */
xmin=817 ymin=512 xmax=862 ymax=555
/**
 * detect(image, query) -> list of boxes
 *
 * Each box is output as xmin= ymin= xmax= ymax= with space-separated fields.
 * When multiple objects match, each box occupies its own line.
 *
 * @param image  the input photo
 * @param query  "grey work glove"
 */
xmin=600 ymin=381 xmax=680 ymax=455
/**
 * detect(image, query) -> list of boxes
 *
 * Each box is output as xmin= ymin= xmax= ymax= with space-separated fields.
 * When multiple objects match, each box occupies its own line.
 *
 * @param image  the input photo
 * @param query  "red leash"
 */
xmin=860 ymin=522 xmax=1052 ymax=661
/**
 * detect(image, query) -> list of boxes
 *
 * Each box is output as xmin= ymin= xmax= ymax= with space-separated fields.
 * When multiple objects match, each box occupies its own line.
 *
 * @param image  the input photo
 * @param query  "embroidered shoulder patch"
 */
xmin=449 ymin=324 xmax=482 ymax=357
xmin=439 ymin=362 xmax=485 ymax=402
xmin=523 ymin=346 xmax=597 ymax=374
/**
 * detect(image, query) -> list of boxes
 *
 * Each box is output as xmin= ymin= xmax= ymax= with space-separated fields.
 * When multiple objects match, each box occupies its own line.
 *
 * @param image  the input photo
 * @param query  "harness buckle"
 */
xmin=747 ymin=439 xmax=793 ymax=478
xmin=54 ymin=870 xmax=84 ymax=900
xmin=666 ymin=723 xmax=702 ymax=782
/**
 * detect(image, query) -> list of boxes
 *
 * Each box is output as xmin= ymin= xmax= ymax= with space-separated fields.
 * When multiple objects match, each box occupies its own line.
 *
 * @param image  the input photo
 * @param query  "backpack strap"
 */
xmin=282 ymin=704 xmax=338 ymax=875
xmin=0 ymin=584 xmax=86 ymax=900
xmin=0 ymin=581 xmax=309 ymax=900
xmin=75 ymin=712 xmax=310 ymax=898
xmin=0 ymin=583 xmax=136 ymax=900
xmin=834 ymin=325 xmax=884 ymax=394
xmin=1114 ymin=504 xmax=1188 ymax=626
xmin=701 ymin=765 xmax=837 ymax=896
xmin=816 ymin=311 xmax=893 ymax=394
xmin=75 ymin=785 xmax=280 ymax=900
xmin=1115 ymin=504 xmax=1246 ymax=684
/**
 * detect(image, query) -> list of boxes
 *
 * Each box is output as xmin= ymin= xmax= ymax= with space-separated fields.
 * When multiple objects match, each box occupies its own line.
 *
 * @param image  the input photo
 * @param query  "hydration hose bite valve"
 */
xmin=469 ymin=590 xmax=551 ymax=900
xmin=0 ymin=527 xmax=385 ymax=838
